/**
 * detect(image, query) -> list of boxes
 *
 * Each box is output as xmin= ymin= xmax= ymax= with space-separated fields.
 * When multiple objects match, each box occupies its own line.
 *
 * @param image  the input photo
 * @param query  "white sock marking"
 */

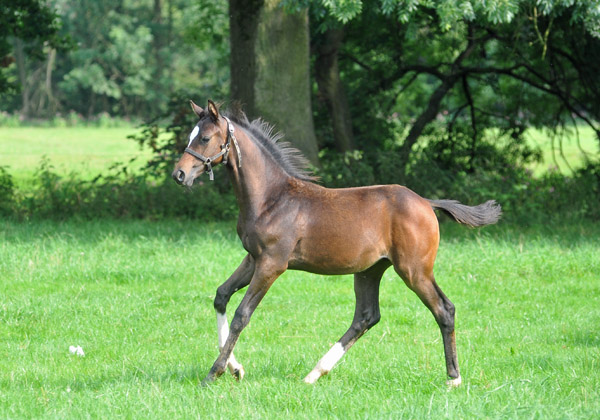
xmin=216 ymin=312 xmax=229 ymax=349
xmin=446 ymin=375 xmax=462 ymax=387
xmin=304 ymin=342 xmax=346 ymax=384
xmin=216 ymin=311 xmax=245 ymax=378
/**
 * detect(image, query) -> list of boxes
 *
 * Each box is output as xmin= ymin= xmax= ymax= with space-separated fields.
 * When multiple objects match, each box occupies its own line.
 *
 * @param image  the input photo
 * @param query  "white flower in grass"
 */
xmin=69 ymin=345 xmax=85 ymax=357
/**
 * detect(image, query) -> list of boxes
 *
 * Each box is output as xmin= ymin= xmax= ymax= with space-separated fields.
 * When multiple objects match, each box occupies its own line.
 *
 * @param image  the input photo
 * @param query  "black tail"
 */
xmin=428 ymin=199 xmax=502 ymax=227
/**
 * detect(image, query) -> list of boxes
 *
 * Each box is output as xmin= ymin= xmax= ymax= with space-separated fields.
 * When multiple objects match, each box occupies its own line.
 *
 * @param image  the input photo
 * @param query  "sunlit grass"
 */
xmin=526 ymin=125 xmax=599 ymax=175
xmin=1 ymin=219 xmax=598 ymax=418
xmin=0 ymin=126 xmax=152 ymax=187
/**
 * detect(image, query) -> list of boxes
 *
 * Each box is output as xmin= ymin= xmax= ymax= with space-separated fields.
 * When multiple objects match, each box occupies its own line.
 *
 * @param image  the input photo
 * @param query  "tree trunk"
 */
xmin=14 ymin=39 xmax=30 ymax=117
xmin=153 ymin=0 xmax=164 ymax=80
xmin=229 ymin=0 xmax=262 ymax=118
xmin=229 ymin=0 xmax=320 ymax=165
xmin=44 ymin=48 xmax=58 ymax=116
xmin=314 ymin=28 xmax=355 ymax=152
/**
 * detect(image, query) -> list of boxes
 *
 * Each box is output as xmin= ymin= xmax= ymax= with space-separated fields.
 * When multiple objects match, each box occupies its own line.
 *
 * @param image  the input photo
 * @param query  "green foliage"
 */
xmin=404 ymin=158 xmax=600 ymax=224
xmin=321 ymin=0 xmax=363 ymax=23
xmin=56 ymin=1 xmax=159 ymax=116
xmin=0 ymin=111 xmax=23 ymax=127
xmin=317 ymin=126 xmax=600 ymax=223
xmin=307 ymin=0 xmax=600 ymax=227
xmin=320 ymin=0 xmax=600 ymax=36
xmin=0 ymin=157 xmax=235 ymax=221
xmin=0 ymin=166 xmax=15 ymax=216
xmin=316 ymin=149 xmax=375 ymax=187
xmin=2 ymin=0 xmax=230 ymax=118
xmin=0 ymin=124 xmax=596 ymax=224
xmin=0 ymin=0 xmax=69 ymax=93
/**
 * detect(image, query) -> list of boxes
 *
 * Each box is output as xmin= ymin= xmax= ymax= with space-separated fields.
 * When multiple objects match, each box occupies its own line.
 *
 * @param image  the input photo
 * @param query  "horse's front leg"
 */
xmin=203 ymin=257 xmax=285 ymax=385
xmin=213 ymin=254 xmax=255 ymax=380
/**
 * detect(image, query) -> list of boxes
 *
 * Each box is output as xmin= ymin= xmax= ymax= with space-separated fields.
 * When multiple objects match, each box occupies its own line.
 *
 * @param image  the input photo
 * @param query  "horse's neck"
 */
xmin=227 ymin=131 xmax=290 ymax=221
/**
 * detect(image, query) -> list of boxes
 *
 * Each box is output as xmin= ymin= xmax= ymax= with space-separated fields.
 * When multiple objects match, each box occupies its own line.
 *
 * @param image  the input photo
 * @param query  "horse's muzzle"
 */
xmin=172 ymin=169 xmax=186 ymax=185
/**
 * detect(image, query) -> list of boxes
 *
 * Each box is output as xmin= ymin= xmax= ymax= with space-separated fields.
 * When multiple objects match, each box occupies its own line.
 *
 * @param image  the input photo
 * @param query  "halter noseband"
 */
xmin=184 ymin=116 xmax=242 ymax=181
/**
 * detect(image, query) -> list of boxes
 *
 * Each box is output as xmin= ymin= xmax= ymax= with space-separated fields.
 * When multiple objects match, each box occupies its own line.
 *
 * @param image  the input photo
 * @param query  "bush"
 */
xmin=0 ymin=166 xmax=15 ymax=216
xmin=0 ymin=112 xmax=24 ymax=127
xmin=316 ymin=134 xmax=599 ymax=225
xmin=316 ymin=149 xmax=376 ymax=188
xmin=1 ymin=152 xmax=597 ymax=223
xmin=1 ymin=158 xmax=236 ymax=221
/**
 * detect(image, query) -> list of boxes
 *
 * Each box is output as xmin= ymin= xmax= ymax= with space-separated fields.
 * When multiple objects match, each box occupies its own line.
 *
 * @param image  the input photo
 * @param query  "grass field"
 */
xmin=0 ymin=126 xmax=152 ymax=187
xmin=525 ymin=125 xmax=599 ymax=175
xmin=1 ymin=124 xmax=598 ymax=417
xmin=1 ymin=219 xmax=598 ymax=418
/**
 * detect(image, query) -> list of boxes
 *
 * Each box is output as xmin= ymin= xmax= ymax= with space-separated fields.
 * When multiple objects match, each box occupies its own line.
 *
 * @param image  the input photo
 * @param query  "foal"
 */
xmin=172 ymin=100 xmax=501 ymax=386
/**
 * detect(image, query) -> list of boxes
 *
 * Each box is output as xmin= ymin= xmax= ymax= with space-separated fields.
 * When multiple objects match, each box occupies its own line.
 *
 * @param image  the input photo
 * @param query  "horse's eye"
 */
xmin=201 ymin=136 xmax=210 ymax=143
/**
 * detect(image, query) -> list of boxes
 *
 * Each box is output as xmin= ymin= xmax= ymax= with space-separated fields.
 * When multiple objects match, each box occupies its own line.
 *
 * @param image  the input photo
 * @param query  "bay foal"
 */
xmin=172 ymin=100 xmax=501 ymax=386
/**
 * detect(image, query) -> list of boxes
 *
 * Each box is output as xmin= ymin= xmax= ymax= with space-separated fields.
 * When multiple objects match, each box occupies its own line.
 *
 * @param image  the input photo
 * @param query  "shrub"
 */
xmin=316 ymin=134 xmax=599 ymax=225
xmin=3 ymin=158 xmax=236 ymax=221
xmin=0 ymin=166 xmax=15 ymax=216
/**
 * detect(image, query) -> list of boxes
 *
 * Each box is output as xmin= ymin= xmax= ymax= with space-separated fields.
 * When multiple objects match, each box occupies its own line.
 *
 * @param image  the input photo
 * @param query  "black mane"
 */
xmin=224 ymin=108 xmax=318 ymax=182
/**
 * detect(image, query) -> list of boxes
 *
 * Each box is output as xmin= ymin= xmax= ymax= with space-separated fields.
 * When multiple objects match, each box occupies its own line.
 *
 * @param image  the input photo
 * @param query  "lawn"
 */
xmin=1 ymin=219 xmax=598 ymax=418
xmin=0 ymin=124 xmax=598 ymax=417
xmin=525 ymin=125 xmax=600 ymax=175
xmin=0 ymin=126 xmax=152 ymax=187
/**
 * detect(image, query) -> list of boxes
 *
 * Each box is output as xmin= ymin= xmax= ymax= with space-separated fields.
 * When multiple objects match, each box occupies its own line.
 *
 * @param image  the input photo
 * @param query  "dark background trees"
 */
xmin=1 ymin=0 xmax=230 ymax=118
xmin=310 ymin=1 xmax=600 ymax=170
xmin=3 ymin=1 xmax=600 ymax=154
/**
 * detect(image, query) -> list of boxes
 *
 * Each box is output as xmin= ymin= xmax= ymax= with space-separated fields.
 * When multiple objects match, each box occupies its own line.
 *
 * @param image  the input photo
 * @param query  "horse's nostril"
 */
xmin=173 ymin=169 xmax=186 ymax=184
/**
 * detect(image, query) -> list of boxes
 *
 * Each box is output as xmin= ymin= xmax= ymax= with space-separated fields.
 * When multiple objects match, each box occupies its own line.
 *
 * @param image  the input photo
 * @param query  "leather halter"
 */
xmin=184 ymin=116 xmax=241 ymax=181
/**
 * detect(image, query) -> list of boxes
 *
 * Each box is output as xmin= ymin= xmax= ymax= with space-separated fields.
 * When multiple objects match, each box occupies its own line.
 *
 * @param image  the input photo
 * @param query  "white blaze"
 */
xmin=188 ymin=126 xmax=199 ymax=147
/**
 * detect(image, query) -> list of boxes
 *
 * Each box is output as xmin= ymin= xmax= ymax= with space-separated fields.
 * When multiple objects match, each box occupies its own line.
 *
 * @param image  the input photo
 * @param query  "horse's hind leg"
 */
xmin=396 ymin=265 xmax=461 ymax=386
xmin=304 ymin=261 xmax=389 ymax=384
xmin=213 ymin=254 xmax=255 ymax=379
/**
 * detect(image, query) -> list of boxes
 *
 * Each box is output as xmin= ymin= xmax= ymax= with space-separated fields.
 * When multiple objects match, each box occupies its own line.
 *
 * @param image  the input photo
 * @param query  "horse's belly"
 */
xmin=288 ymin=233 xmax=388 ymax=275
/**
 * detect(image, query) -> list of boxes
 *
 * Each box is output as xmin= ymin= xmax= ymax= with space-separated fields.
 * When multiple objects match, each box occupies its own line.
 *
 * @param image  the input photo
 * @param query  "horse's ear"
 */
xmin=207 ymin=99 xmax=219 ymax=122
xmin=190 ymin=100 xmax=203 ymax=117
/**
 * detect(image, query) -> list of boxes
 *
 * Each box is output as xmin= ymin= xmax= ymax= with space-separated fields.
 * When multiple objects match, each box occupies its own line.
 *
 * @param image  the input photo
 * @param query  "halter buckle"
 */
xmin=205 ymin=159 xmax=214 ymax=181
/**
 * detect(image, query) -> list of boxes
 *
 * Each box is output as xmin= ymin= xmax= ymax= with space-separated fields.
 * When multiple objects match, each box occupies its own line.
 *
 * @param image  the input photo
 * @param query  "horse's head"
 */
xmin=172 ymin=99 xmax=233 ymax=186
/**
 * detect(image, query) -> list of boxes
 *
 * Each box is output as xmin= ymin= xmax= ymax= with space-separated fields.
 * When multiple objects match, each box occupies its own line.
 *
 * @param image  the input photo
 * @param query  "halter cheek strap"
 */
xmin=224 ymin=116 xmax=242 ymax=168
xmin=184 ymin=117 xmax=242 ymax=181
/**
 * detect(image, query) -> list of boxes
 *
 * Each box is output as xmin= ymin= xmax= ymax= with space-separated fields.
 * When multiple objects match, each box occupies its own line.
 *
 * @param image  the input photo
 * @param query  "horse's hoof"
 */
xmin=303 ymin=369 xmax=322 ymax=384
xmin=200 ymin=374 xmax=216 ymax=387
xmin=232 ymin=367 xmax=245 ymax=381
xmin=446 ymin=376 xmax=462 ymax=387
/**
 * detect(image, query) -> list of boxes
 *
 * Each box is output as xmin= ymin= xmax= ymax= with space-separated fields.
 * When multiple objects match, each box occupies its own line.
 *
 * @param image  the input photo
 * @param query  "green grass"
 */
xmin=0 ymin=126 xmax=152 ymax=187
xmin=526 ymin=125 xmax=599 ymax=175
xmin=1 ymin=219 xmax=598 ymax=418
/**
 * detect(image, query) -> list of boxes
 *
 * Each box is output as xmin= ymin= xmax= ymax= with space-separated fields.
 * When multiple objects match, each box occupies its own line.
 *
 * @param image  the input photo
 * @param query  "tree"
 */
xmin=313 ymin=26 xmax=355 ymax=152
xmin=0 ymin=0 xmax=67 ymax=108
xmin=310 ymin=0 xmax=600 ymax=171
xmin=230 ymin=0 xmax=320 ymax=165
